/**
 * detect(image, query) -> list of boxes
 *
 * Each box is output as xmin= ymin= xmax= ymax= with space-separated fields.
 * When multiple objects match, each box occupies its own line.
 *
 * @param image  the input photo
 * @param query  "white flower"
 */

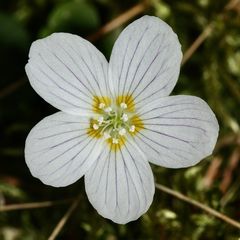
xmin=24 ymin=16 xmax=219 ymax=224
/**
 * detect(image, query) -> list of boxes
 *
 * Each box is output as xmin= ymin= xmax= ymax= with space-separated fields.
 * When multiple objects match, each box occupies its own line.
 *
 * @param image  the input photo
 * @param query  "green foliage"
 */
xmin=0 ymin=13 xmax=29 ymax=49
xmin=1 ymin=0 xmax=240 ymax=239
xmin=40 ymin=0 xmax=100 ymax=37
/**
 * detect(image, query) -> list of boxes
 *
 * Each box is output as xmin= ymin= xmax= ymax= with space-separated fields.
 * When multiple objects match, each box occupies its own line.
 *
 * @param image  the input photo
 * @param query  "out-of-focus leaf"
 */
xmin=0 ymin=182 xmax=27 ymax=200
xmin=156 ymin=208 xmax=181 ymax=230
xmin=227 ymin=52 xmax=240 ymax=75
xmin=0 ymin=12 xmax=29 ymax=49
xmin=40 ymin=0 xmax=100 ymax=37
xmin=1 ymin=148 xmax=23 ymax=157
xmin=0 ymin=227 xmax=21 ymax=240
xmin=151 ymin=0 xmax=171 ymax=19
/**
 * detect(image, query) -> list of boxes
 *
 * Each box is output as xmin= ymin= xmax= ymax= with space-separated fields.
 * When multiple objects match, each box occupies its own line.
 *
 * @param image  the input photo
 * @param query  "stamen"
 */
xmin=90 ymin=99 xmax=140 ymax=144
xmin=120 ymin=102 xmax=127 ymax=109
xmin=98 ymin=102 xmax=105 ymax=109
xmin=121 ymin=113 xmax=128 ymax=122
xmin=129 ymin=125 xmax=135 ymax=132
xmin=93 ymin=123 xmax=99 ymax=130
xmin=98 ymin=116 xmax=104 ymax=124
xmin=103 ymin=132 xmax=111 ymax=139
xmin=105 ymin=107 xmax=112 ymax=113
xmin=112 ymin=138 xmax=119 ymax=144
xmin=119 ymin=128 xmax=126 ymax=136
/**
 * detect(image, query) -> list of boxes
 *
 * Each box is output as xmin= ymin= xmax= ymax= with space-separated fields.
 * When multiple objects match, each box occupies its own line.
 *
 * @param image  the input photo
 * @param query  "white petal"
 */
xmin=134 ymin=96 xmax=219 ymax=168
xmin=109 ymin=15 xmax=182 ymax=107
xmin=26 ymin=33 xmax=110 ymax=115
xmin=84 ymin=140 xmax=155 ymax=224
xmin=25 ymin=112 xmax=103 ymax=187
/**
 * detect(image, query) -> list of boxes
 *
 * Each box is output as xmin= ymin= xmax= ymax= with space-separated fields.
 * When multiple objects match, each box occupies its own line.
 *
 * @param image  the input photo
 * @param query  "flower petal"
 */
xmin=25 ymin=112 xmax=103 ymax=187
xmin=134 ymin=96 xmax=219 ymax=168
xmin=109 ymin=15 xmax=182 ymax=107
xmin=84 ymin=140 xmax=155 ymax=224
xmin=25 ymin=33 xmax=109 ymax=115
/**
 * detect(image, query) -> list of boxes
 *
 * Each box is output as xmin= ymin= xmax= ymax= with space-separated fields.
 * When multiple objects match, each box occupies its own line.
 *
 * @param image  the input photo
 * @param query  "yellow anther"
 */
xmin=129 ymin=125 xmax=135 ymax=132
xmin=98 ymin=102 xmax=106 ymax=109
xmin=93 ymin=124 xmax=99 ymax=130
xmin=112 ymin=138 xmax=119 ymax=144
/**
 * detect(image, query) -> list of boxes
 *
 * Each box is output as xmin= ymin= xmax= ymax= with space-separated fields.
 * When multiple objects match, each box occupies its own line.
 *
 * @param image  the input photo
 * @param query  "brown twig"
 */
xmin=203 ymin=156 xmax=222 ymax=188
xmin=220 ymin=147 xmax=240 ymax=193
xmin=224 ymin=0 xmax=240 ymax=11
xmin=87 ymin=2 xmax=148 ymax=42
xmin=181 ymin=23 xmax=213 ymax=66
xmin=214 ymin=133 xmax=240 ymax=153
xmin=220 ymin=174 xmax=240 ymax=207
xmin=0 ymin=198 xmax=74 ymax=212
xmin=0 ymin=79 xmax=27 ymax=99
xmin=203 ymin=133 xmax=240 ymax=189
xmin=155 ymin=183 xmax=240 ymax=229
xmin=48 ymin=196 xmax=81 ymax=240
xmin=181 ymin=0 xmax=240 ymax=66
xmin=222 ymin=75 xmax=240 ymax=102
xmin=2 ymin=183 xmax=240 ymax=230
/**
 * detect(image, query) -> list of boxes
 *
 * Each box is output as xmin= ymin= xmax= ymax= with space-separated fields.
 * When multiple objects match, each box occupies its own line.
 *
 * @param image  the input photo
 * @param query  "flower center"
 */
xmin=91 ymin=102 xmax=135 ymax=144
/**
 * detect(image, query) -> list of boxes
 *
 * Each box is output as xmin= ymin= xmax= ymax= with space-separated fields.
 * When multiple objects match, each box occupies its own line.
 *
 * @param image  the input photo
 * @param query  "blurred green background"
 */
xmin=0 ymin=0 xmax=240 ymax=239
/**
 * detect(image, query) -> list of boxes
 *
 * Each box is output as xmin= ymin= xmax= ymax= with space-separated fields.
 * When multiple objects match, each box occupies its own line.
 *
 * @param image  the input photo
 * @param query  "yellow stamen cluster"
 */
xmin=91 ymin=102 xmax=135 ymax=144
xmin=88 ymin=95 xmax=144 ymax=151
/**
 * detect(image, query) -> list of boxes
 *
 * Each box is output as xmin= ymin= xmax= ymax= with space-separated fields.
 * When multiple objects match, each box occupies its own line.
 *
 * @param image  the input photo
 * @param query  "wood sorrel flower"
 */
xmin=25 ymin=16 xmax=219 ymax=224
